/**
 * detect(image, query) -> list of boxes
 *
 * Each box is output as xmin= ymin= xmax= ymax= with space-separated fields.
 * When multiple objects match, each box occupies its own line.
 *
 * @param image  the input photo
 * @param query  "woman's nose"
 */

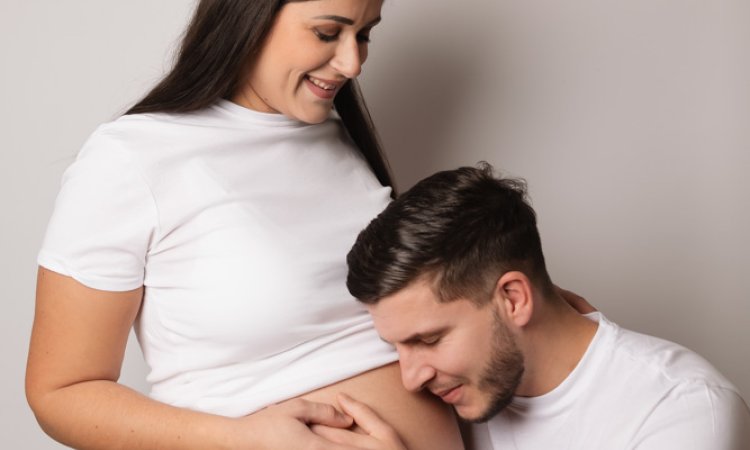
xmin=331 ymin=38 xmax=364 ymax=79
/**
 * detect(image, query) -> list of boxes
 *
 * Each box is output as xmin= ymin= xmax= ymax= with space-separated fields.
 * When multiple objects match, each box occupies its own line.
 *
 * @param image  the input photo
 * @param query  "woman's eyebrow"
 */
xmin=313 ymin=15 xmax=381 ymax=27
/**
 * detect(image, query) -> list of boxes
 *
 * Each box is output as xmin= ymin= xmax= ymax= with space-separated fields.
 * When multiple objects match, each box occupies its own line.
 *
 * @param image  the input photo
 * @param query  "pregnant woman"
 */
xmin=26 ymin=1 xmax=463 ymax=448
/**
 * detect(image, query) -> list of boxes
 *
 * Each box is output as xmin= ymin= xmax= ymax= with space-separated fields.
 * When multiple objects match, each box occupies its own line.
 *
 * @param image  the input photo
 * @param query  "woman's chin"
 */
xmin=292 ymin=107 xmax=333 ymax=125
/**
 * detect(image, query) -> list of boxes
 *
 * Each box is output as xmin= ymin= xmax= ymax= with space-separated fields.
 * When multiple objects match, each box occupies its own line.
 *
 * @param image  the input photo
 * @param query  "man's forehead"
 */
xmin=367 ymin=280 xmax=469 ymax=343
xmin=367 ymin=279 xmax=440 ymax=317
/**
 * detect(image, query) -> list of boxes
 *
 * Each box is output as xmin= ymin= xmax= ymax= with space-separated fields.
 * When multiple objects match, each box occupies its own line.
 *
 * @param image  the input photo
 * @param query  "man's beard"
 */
xmin=461 ymin=309 xmax=524 ymax=423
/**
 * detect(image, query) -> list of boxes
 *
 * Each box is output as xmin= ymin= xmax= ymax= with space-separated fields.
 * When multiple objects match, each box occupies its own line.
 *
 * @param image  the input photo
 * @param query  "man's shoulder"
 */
xmin=471 ymin=315 xmax=750 ymax=450
xmin=604 ymin=316 xmax=733 ymax=387
xmin=603 ymin=320 xmax=750 ymax=449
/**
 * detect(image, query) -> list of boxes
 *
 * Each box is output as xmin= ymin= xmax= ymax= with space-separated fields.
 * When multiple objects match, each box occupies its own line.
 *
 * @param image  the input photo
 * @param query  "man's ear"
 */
xmin=493 ymin=271 xmax=534 ymax=327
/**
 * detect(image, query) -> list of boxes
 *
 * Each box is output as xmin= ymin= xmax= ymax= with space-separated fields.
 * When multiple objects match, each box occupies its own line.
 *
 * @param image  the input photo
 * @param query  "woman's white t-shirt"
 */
xmin=38 ymin=100 xmax=398 ymax=417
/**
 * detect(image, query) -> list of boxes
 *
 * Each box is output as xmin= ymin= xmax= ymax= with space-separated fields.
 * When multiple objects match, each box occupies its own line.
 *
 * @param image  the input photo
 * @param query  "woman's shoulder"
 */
xmin=80 ymin=103 xmax=350 ymax=167
xmin=81 ymin=108 xmax=225 ymax=163
xmin=95 ymin=109 xmax=208 ymax=141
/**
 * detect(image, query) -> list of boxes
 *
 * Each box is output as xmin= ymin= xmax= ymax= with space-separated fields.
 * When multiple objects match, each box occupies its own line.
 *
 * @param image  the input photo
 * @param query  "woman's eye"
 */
xmin=422 ymin=337 xmax=440 ymax=346
xmin=314 ymin=29 xmax=339 ymax=42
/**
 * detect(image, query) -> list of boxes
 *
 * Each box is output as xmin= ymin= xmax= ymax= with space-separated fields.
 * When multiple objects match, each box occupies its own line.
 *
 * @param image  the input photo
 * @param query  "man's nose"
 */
xmin=398 ymin=348 xmax=436 ymax=392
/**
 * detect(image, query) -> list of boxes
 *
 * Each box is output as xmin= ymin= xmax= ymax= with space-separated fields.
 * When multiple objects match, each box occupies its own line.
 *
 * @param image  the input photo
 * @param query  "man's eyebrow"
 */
xmin=313 ymin=15 xmax=381 ymax=27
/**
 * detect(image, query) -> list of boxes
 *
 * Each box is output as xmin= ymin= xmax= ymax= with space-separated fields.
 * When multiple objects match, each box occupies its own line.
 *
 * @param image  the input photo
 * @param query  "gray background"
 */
xmin=2 ymin=0 xmax=748 ymax=448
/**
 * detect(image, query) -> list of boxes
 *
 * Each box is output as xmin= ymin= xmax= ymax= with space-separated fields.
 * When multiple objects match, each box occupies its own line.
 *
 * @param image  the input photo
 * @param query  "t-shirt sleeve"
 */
xmin=632 ymin=383 xmax=750 ymax=450
xmin=38 ymin=127 xmax=158 ymax=291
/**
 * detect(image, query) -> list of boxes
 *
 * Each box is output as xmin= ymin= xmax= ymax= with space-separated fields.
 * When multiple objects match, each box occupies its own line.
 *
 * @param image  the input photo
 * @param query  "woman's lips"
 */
xmin=304 ymin=75 xmax=339 ymax=99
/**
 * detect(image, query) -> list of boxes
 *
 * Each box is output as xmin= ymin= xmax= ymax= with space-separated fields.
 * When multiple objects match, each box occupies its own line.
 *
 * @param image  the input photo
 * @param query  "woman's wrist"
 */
xmin=204 ymin=415 xmax=257 ymax=450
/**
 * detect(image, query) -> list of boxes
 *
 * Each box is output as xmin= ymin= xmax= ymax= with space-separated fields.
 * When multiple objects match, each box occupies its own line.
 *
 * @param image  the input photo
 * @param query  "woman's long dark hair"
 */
xmin=126 ymin=0 xmax=394 ymax=190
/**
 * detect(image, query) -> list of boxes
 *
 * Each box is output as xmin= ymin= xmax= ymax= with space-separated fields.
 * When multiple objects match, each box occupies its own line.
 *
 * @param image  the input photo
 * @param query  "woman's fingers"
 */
xmin=283 ymin=398 xmax=354 ymax=428
xmin=276 ymin=394 xmax=410 ymax=450
xmin=311 ymin=424 xmax=370 ymax=447
xmin=555 ymin=285 xmax=597 ymax=314
xmin=338 ymin=393 xmax=404 ymax=445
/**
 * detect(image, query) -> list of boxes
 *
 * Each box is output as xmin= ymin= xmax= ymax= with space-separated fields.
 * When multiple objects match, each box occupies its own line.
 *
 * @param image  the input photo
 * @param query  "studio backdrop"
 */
xmin=2 ymin=1 xmax=747 ymax=448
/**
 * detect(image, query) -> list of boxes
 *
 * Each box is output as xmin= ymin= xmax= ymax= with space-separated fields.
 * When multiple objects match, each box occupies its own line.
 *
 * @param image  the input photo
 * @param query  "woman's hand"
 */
xmin=556 ymin=285 xmax=597 ymax=314
xmin=310 ymin=393 xmax=407 ymax=450
xmin=237 ymin=397 xmax=361 ymax=450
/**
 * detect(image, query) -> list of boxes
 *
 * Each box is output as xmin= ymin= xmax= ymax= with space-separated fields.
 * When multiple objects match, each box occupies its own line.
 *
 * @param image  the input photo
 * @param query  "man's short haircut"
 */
xmin=346 ymin=163 xmax=554 ymax=305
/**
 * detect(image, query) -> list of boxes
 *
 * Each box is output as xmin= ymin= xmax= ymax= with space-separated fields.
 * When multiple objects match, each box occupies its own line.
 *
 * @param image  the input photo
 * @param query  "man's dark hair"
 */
xmin=346 ymin=163 xmax=554 ymax=304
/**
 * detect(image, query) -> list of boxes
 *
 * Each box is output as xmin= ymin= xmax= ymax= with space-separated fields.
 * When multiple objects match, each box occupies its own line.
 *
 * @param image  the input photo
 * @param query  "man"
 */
xmin=346 ymin=164 xmax=750 ymax=449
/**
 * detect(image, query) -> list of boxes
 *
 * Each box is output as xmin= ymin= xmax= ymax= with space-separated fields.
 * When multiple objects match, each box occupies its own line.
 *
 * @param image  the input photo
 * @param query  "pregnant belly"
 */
xmin=298 ymin=362 xmax=464 ymax=450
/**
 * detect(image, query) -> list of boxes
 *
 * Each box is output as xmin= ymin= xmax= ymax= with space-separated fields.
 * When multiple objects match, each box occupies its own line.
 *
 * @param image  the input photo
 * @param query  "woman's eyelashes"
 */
xmin=313 ymin=28 xmax=372 ymax=43
xmin=314 ymin=28 xmax=339 ymax=42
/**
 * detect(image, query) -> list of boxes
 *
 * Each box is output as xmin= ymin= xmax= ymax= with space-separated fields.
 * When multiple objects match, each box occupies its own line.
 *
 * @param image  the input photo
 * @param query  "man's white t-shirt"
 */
xmin=38 ymin=100 xmax=398 ymax=417
xmin=469 ymin=313 xmax=750 ymax=449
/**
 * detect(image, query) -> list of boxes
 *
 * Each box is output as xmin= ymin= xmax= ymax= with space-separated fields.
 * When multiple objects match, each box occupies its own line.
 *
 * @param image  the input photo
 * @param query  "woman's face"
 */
xmin=233 ymin=0 xmax=384 ymax=124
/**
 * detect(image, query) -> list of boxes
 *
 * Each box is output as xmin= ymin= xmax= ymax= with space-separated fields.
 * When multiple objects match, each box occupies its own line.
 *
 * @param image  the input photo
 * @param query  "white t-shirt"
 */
xmin=38 ymin=100 xmax=398 ymax=417
xmin=469 ymin=313 xmax=750 ymax=449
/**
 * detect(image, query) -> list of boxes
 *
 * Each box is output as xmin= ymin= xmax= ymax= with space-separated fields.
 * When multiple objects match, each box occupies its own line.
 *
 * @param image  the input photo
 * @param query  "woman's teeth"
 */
xmin=308 ymin=76 xmax=335 ymax=90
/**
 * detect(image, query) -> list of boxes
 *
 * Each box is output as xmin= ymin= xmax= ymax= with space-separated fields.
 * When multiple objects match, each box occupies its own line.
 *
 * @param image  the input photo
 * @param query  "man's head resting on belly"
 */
xmin=346 ymin=163 xmax=595 ymax=423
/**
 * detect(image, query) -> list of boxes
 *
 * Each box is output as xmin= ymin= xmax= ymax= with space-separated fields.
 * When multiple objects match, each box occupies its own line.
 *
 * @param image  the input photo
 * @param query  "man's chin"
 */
xmin=456 ymin=411 xmax=493 ymax=424
xmin=455 ymin=393 xmax=514 ymax=423
xmin=454 ymin=404 xmax=495 ymax=424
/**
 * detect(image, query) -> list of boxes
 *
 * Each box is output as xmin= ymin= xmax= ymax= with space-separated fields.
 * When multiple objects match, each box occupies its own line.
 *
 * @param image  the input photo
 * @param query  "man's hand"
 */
xmin=310 ymin=393 xmax=407 ymax=450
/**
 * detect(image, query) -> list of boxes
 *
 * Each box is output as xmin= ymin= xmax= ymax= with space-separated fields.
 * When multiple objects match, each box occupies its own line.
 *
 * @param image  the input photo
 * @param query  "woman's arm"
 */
xmin=26 ymin=268 xmax=357 ymax=450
